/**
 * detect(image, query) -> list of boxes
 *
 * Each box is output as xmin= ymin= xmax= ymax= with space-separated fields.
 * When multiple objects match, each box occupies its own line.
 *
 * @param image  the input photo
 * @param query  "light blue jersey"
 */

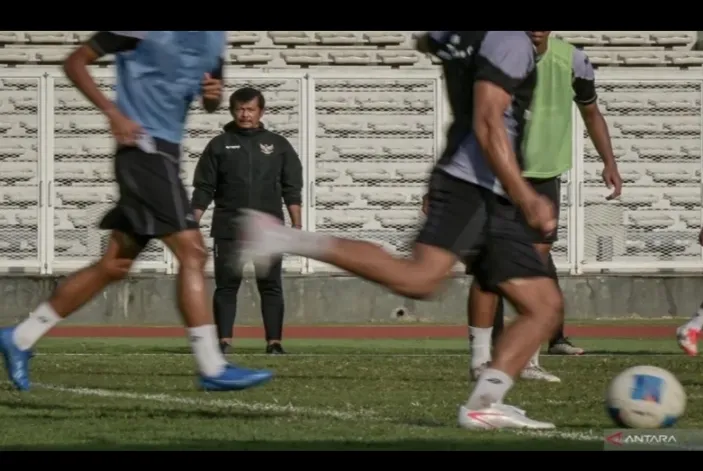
xmin=105 ymin=31 xmax=226 ymax=145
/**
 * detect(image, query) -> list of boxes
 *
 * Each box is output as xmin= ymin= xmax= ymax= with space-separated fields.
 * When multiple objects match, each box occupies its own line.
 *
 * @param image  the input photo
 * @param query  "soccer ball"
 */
xmin=606 ymin=365 xmax=686 ymax=429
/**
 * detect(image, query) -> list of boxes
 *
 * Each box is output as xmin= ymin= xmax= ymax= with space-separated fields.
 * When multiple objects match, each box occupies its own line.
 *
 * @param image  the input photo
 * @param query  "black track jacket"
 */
xmin=191 ymin=121 xmax=303 ymax=239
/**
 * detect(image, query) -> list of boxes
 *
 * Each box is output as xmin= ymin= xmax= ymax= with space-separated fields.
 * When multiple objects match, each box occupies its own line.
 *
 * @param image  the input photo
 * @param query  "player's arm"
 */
xmin=63 ymin=32 xmax=143 ymax=120
xmin=201 ymin=57 xmax=224 ymax=113
xmin=201 ymin=36 xmax=225 ymax=113
xmin=573 ymin=49 xmax=616 ymax=169
xmin=472 ymin=33 xmax=538 ymax=207
xmin=573 ymin=49 xmax=622 ymax=198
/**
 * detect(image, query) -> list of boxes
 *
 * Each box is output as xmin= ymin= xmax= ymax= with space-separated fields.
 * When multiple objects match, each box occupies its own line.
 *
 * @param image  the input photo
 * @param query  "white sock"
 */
xmin=13 ymin=302 xmax=62 ymax=350
xmin=466 ymin=368 xmax=514 ymax=409
xmin=469 ymin=326 xmax=493 ymax=369
xmin=188 ymin=325 xmax=227 ymax=377
xmin=528 ymin=348 xmax=540 ymax=367
xmin=687 ymin=306 xmax=703 ymax=330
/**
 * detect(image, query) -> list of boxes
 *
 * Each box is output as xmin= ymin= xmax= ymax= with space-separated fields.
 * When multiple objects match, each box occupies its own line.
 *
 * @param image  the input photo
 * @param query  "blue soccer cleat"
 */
xmin=199 ymin=364 xmax=273 ymax=391
xmin=0 ymin=327 xmax=33 ymax=391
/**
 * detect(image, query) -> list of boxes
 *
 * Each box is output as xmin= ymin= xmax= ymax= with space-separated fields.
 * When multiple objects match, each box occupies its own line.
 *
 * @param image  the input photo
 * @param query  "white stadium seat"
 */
xmin=0 ymin=31 xmax=702 ymax=271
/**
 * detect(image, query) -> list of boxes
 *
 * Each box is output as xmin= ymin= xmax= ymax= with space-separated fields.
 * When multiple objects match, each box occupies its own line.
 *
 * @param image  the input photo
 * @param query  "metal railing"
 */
xmin=1 ymin=67 xmax=701 ymax=275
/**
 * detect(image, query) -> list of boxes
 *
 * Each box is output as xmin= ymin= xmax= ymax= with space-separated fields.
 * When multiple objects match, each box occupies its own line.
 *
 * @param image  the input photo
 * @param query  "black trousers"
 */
xmin=213 ymin=238 xmax=284 ymax=342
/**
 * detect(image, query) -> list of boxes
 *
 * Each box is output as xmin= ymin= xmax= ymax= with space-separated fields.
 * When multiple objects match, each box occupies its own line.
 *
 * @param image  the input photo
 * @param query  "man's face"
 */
xmin=232 ymin=98 xmax=263 ymax=129
xmin=528 ymin=31 xmax=551 ymax=48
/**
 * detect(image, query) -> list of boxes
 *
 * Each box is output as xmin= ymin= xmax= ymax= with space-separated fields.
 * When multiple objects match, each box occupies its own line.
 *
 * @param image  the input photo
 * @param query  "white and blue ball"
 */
xmin=606 ymin=365 xmax=686 ymax=429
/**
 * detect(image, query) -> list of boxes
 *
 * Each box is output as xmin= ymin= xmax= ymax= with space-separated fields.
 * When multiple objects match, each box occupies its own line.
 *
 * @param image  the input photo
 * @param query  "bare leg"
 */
xmin=319 ymin=240 xmax=458 ymax=300
xmin=161 ymin=229 xmax=212 ymax=328
xmin=488 ymin=277 xmax=562 ymax=378
xmin=538 ymin=244 xmax=583 ymax=354
xmin=246 ymin=214 xmax=459 ymax=299
xmin=161 ymin=229 xmax=260 ymax=380
xmin=460 ymin=275 xmax=562 ymax=429
xmin=510 ymin=242 xmax=552 ymax=368
xmin=13 ymin=231 xmax=143 ymax=350
xmin=50 ymin=232 xmax=142 ymax=316
xmin=469 ymin=281 xmax=499 ymax=329
xmin=240 ymin=198 xmax=464 ymax=299
xmin=491 ymin=298 xmax=504 ymax=346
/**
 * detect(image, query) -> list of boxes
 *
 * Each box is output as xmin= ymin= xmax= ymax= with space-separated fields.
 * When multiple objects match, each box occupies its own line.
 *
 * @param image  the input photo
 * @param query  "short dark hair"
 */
xmin=229 ymin=87 xmax=265 ymax=110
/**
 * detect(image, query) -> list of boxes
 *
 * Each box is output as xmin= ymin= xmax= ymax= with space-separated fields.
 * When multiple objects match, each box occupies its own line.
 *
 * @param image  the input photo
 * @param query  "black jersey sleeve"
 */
xmin=210 ymin=57 xmax=224 ymax=80
xmin=87 ymin=31 xmax=146 ymax=57
xmin=474 ymin=31 xmax=536 ymax=95
xmin=208 ymin=33 xmax=226 ymax=80
xmin=425 ymin=31 xmax=452 ymax=56
xmin=572 ymin=48 xmax=597 ymax=105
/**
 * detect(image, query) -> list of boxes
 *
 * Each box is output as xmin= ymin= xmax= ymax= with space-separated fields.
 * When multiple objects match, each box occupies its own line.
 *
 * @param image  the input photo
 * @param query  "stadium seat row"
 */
xmin=2 ymin=48 xmax=703 ymax=68
xmin=1 ymin=32 xmax=701 ymax=69
xmin=0 ymin=31 xmax=697 ymax=49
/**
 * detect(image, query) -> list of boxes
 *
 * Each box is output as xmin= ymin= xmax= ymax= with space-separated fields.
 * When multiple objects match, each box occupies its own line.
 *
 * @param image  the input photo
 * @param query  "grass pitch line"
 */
xmin=516 ymin=429 xmax=602 ymax=442
xmin=33 ymin=382 xmax=377 ymax=421
xmin=32 ymin=382 xmax=605 ymax=444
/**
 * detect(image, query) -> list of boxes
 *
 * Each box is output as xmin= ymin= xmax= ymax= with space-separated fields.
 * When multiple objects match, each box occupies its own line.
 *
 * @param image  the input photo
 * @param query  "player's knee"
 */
xmin=178 ymin=235 xmax=208 ymax=270
xmin=98 ymin=257 xmax=134 ymax=281
xmin=533 ymin=286 xmax=563 ymax=335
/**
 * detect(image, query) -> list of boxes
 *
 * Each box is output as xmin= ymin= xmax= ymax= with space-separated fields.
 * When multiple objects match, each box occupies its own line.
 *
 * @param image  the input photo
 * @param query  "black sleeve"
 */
xmin=210 ymin=57 xmax=224 ymax=80
xmin=425 ymin=32 xmax=451 ymax=56
xmin=86 ymin=31 xmax=143 ymax=57
xmin=280 ymin=139 xmax=303 ymax=206
xmin=191 ymin=140 xmax=219 ymax=211
xmin=474 ymin=31 xmax=535 ymax=95
xmin=571 ymin=49 xmax=598 ymax=105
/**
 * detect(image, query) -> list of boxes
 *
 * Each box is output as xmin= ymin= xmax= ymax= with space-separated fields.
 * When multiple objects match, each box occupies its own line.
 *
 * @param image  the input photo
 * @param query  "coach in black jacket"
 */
xmin=191 ymin=87 xmax=303 ymax=355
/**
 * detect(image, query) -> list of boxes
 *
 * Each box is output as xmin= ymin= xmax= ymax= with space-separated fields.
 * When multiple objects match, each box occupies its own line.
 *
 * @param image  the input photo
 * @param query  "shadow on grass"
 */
xmin=0 ymin=399 xmax=277 ymax=421
xmin=0 ymin=437 xmax=601 ymax=451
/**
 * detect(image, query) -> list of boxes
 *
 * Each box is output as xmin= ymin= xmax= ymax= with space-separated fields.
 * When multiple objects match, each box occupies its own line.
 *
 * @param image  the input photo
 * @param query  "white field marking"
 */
xmin=515 ymin=429 xmax=602 ymax=442
xmin=18 ymin=382 xmax=607 ymax=445
xmin=32 ymin=383 xmax=378 ymax=421
xmin=35 ymin=352 xmax=690 ymax=358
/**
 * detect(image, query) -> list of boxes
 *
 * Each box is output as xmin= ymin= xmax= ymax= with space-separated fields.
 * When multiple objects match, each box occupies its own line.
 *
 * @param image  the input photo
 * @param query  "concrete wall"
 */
xmin=1 ymin=274 xmax=701 ymax=325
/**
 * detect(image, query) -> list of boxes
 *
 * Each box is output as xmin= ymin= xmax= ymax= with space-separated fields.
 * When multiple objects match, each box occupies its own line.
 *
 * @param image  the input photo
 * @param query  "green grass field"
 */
xmin=1 ymin=335 xmax=700 ymax=450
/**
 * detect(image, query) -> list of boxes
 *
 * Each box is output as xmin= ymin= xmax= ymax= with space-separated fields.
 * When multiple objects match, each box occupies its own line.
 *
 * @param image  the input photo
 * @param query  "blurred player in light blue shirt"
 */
xmin=0 ymin=31 xmax=273 ymax=393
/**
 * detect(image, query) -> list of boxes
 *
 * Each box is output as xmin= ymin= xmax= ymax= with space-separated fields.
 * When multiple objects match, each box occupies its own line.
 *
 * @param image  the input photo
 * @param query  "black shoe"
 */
xmin=220 ymin=341 xmax=232 ymax=354
xmin=266 ymin=343 xmax=286 ymax=355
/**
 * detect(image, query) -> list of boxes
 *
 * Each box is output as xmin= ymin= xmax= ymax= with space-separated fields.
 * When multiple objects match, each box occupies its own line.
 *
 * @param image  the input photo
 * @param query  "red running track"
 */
xmin=46 ymin=325 xmax=676 ymax=339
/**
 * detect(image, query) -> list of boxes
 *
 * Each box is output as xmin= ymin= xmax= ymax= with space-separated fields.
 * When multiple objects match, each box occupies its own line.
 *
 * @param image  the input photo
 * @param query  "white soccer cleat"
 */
xmin=236 ymin=209 xmax=285 ymax=274
xmin=520 ymin=365 xmax=561 ymax=383
xmin=676 ymin=324 xmax=699 ymax=356
xmin=458 ymin=403 xmax=555 ymax=430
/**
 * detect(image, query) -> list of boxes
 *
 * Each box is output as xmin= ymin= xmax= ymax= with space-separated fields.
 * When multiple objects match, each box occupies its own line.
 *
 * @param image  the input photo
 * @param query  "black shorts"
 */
xmin=99 ymin=140 xmax=198 ymax=246
xmin=523 ymin=177 xmax=560 ymax=244
xmin=463 ymin=176 xmax=560 ymax=275
xmin=415 ymin=169 xmax=551 ymax=293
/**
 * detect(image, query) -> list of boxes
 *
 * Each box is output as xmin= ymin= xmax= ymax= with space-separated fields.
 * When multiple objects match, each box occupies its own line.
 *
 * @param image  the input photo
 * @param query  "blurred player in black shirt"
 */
xmin=240 ymin=32 xmax=562 ymax=430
